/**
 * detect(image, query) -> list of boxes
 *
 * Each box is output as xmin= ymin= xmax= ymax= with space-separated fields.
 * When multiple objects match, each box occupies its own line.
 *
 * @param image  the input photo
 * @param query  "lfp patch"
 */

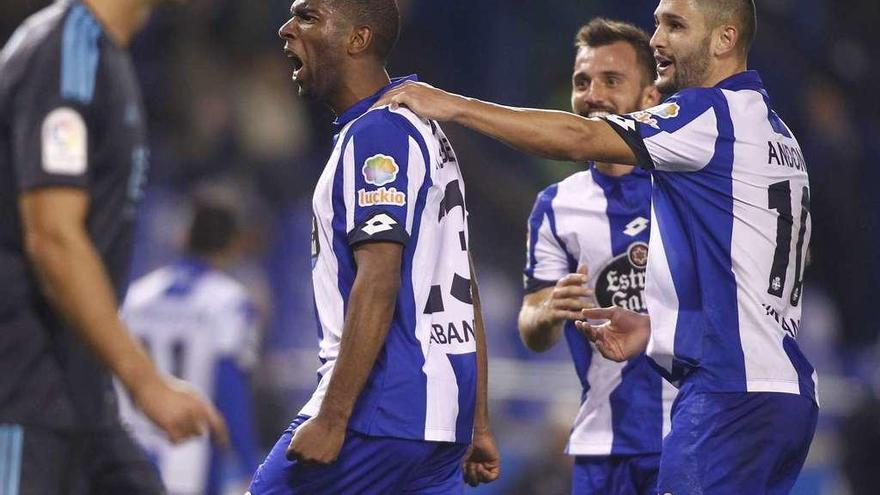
xmin=41 ymin=107 xmax=87 ymax=175
xmin=647 ymin=102 xmax=680 ymax=119
xmin=362 ymin=154 xmax=399 ymax=187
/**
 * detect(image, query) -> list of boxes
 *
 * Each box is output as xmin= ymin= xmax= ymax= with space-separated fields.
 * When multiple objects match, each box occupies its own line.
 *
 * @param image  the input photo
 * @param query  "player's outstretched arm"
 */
xmin=377 ymin=81 xmax=637 ymax=165
xmin=287 ymin=241 xmax=403 ymax=465
xmin=463 ymin=253 xmax=501 ymax=487
xmin=575 ymin=307 xmax=651 ymax=362
xmin=518 ymin=266 xmax=594 ymax=352
xmin=19 ymin=188 xmax=229 ymax=446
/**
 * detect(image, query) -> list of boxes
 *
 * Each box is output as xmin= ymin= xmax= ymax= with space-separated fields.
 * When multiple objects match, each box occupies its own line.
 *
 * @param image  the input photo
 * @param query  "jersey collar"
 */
xmin=333 ymin=75 xmax=419 ymax=129
xmin=714 ymin=70 xmax=765 ymax=92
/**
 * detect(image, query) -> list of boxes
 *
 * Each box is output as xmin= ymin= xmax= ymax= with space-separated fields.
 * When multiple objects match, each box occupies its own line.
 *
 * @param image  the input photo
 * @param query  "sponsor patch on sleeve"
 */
xmin=41 ymin=107 xmax=87 ymax=175
xmin=362 ymin=154 xmax=400 ymax=186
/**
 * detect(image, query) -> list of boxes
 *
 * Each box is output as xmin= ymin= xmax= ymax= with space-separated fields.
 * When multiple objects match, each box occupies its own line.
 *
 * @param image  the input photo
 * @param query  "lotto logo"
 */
xmin=624 ymin=217 xmax=649 ymax=237
xmin=362 ymin=214 xmax=398 ymax=236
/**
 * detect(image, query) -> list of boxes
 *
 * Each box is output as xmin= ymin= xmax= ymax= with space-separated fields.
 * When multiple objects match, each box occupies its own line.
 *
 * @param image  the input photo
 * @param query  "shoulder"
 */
xmin=348 ymin=107 xmax=431 ymax=144
xmin=0 ymin=3 xmax=67 ymax=93
xmin=123 ymin=266 xmax=175 ymax=309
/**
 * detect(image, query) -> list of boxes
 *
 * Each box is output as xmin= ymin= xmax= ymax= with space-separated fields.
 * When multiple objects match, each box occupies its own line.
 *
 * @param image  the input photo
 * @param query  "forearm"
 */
xmin=26 ymin=229 xmax=159 ymax=391
xmin=469 ymin=255 xmax=490 ymax=431
xmin=318 ymin=275 xmax=399 ymax=426
xmin=452 ymin=97 xmax=630 ymax=164
xmin=517 ymin=293 xmax=564 ymax=352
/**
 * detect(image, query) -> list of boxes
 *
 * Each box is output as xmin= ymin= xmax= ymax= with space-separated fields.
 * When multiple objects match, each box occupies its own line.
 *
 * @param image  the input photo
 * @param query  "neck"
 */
xmin=327 ymin=64 xmax=391 ymax=116
xmin=703 ymin=56 xmax=748 ymax=88
xmin=190 ymin=252 xmax=231 ymax=271
xmin=82 ymin=0 xmax=153 ymax=47
xmin=594 ymin=162 xmax=634 ymax=177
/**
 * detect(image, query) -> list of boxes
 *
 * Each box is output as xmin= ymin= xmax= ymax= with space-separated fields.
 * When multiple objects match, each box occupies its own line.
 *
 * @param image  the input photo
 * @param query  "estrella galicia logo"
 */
xmin=595 ymin=242 xmax=649 ymax=312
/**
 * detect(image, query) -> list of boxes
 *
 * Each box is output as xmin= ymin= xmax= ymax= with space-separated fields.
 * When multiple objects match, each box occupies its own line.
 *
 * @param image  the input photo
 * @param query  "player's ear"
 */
xmin=714 ymin=24 xmax=738 ymax=57
xmin=641 ymin=84 xmax=662 ymax=109
xmin=348 ymin=25 xmax=373 ymax=56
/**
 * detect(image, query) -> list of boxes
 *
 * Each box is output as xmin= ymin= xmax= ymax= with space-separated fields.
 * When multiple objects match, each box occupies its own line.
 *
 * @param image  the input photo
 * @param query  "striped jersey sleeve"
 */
xmin=524 ymin=185 xmax=575 ymax=293
xmin=342 ymin=109 xmax=428 ymax=247
xmin=602 ymin=88 xmax=720 ymax=172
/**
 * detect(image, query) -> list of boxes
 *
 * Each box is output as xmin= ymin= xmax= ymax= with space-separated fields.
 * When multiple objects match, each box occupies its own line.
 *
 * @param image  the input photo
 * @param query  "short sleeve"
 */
xmin=523 ymin=186 xmax=575 ymax=294
xmin=11 ymin=17 xmax=101 ymax=191
xmin=601 ymin=88 xmax=720 ymax=173
xmin=343 ymin=110 xmax=428 ymax=247
xmin=214 ymin=296 xmax=260 ymax=371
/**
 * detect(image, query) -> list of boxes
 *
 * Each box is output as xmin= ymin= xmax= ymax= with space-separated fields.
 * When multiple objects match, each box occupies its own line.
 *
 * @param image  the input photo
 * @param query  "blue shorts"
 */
xmin=249 ymin=416 xmax=469 ymax=495
xmin=657 ymin=385 xmax=818 ymax=495
xmin=573 ymin=454 xmax=660 ymax=495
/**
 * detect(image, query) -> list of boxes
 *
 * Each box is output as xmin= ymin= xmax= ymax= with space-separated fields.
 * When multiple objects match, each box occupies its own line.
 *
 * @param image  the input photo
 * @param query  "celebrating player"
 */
xmin=518 ymin=19 xmax=676 ymax=495
xmin=378 ymin=0 xmax=817 ymax=493
xmin=0 ymin=0 xmax=228 ymax=493
xmin=249 ymin=0 xmax=500 ymax=493
xmin=121 ymin=202 xmax=261 ymax=495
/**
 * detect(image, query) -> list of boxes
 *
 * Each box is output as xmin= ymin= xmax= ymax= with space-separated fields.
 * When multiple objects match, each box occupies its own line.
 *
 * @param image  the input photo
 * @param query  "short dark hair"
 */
xmin=575 ymin=18 xmax=657 ymax=86
xmin=186 ymin=203 xmax=238 ymax=257
xmin=333 ymin=0 xmax=401 ymax=62
xmin=696 ymin=0 xmax=757 ymax=54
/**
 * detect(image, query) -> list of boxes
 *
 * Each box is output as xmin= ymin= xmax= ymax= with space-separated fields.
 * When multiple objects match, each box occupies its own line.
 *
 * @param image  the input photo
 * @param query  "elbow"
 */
xmin=517 ymin=313 xmax=552 ymax=353
xmin=23 ymin=225 xmax=74 ymax=268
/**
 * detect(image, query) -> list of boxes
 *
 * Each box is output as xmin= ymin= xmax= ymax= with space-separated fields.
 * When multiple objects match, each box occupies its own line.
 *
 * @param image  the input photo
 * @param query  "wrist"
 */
xmin=316 ymin=405 xmax=352 ymax=430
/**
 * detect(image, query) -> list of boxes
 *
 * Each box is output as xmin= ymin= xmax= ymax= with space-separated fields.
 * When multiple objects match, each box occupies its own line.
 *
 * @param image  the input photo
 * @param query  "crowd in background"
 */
xmin=4 ymin=1 xmax=879 ymax=493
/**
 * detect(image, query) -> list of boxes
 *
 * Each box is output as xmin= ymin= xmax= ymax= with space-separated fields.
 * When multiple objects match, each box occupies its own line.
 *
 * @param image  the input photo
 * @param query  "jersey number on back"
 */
xmin=767 ymin=181 xmax=810 ymax=306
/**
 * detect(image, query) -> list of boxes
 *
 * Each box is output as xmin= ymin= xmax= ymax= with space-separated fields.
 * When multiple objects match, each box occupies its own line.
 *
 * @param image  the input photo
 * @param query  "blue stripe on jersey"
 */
xmin=563 ymin=321 xmax=592 ymax=403
xmin=447 ymin=354 xmax=476 ymax=443
xmin=544 ymin=188 xmax=579 ymax=273
xmin=652 ymin=92 xmax=747 ymax=388
xmin=592 ymin=167 xmax=665 ymax=454
xmin=383 ymin=116 xmax=433 ymax=438
xmin=783 ymin=336 xmax=817 ymax=401
xmin=61 ymin=3 xmax=101 ymax=104
xmin=525 ymin=185 xmax=577 ymax=281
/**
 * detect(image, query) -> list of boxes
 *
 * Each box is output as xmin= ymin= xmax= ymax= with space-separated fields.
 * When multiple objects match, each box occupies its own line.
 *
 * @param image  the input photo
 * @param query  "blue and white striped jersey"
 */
xmin=119 ymin=259 xmax=260 ymax=494
xmin=525 ymin=167 xmax=676 ymax=456
xmin=603 ymin=71 xmax=817 ymax=401
xmin=303 ymin=76 xmax=476 ymax=444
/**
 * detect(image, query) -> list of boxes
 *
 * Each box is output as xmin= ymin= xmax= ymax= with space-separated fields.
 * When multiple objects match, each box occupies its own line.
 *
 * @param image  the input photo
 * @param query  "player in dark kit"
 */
xmin=0 ymin=1 xmax=227 ymax=493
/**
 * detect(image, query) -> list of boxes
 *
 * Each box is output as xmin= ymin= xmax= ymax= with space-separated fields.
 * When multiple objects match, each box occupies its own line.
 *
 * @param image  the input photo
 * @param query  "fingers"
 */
xmin=575 ymin=320 xmax=600 ymax=342
xmin=551 ymin=285 xmax=593 ymax=300
xmin=204 ymin=402 xmax=230 ymax=448
xmin=556 ymin=271 xmax=588 ymax=288
xmin=581 ymin=306 xmax=617 ymax=321
xmin=576 ymin=265 xmax=589 ymax=277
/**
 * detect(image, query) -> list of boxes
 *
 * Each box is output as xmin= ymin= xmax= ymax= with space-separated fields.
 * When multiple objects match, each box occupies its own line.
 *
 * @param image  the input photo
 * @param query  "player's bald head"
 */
xmin=694 ymin=0 xmax=756 ymax=54
xmin=328 ymin=0 xmax=400 ymax=62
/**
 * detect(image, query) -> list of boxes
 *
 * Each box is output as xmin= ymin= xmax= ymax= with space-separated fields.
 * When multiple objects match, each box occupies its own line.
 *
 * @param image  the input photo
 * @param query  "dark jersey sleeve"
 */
xmin=11 ymin=21 xmax=100 ymax=192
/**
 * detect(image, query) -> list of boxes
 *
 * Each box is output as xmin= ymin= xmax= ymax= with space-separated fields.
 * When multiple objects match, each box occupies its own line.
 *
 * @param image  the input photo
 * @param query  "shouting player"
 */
xmin=249 ymin=0 xmax=500 ymax=493
xmin=0 ymin=0 xmax=228 ymax=493
xmin=378 ymin=0 xmax=817 ymax=493
xmin=518 ymin=19 xmax=675 ymax=495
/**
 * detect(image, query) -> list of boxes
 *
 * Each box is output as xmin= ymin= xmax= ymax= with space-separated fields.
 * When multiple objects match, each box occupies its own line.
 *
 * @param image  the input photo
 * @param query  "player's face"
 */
xmin=651 ymin=0 xmax=713 ymax=94
xmin=279 ymin=0 xmax=348 ymax=100
xmin=571 ymin=42 xmax=650 ymax=118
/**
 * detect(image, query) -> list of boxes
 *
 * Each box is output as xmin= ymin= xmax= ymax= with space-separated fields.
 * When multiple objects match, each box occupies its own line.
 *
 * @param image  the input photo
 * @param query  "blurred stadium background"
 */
xmin=4 ymin=1 xmax=879 ymax=493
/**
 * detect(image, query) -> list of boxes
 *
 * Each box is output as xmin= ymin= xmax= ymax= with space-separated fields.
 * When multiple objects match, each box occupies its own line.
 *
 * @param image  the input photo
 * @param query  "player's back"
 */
xmin=306 ymin=78 xmax=477 ymax=445
xmin=121 ymin=258 xmax=257 ymax=493
xmin=610 ymin=71 xmax=815 ymax=399
xmin=0 ymin=0 xmax=149 ymax=429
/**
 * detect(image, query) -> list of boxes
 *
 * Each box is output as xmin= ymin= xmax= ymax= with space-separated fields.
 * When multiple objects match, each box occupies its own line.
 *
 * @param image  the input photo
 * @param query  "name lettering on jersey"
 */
xmin=362 ymin=154 xmax=400 ymax=186
xmin=438 ymin=136 xmax=457 ymax=168
xmin=41 ymin=107 xmax=87 ymax=175
xmin=623 ymin=217 xmax=650 ymax=237
xmin=429 ymin=320 xmax=477 ymax=345
xmin=761 ymin=303 xmax=801 ymax=338
xmin=358 ymin=187 xmax=406 ymax=207
xmin=767 ymin=141 xmax=807 ymax=172
xmin=604 ymin=114 xmax=637 ymax=132
xmin=595 ymin=242 xmax=649 ymax=313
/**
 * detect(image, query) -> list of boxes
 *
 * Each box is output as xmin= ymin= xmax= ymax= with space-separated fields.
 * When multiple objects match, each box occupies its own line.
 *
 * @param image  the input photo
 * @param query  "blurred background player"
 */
xmin=249 ymin=0 xmax=500 ymax=493
xmin=518 ymin=19 xmax=675 ymax=495
xmin=378 ymin=0 xmax=818 ymax=493
xmin=0 ymin=0 xmax=227 ymax=493
xmin=120 ymin=201 xmax=261 ymax=495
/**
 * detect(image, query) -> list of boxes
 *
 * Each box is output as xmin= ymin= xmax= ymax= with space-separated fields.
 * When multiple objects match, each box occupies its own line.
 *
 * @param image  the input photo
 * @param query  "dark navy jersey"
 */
xmin=0 ymin=1 xmax=149 ymax=428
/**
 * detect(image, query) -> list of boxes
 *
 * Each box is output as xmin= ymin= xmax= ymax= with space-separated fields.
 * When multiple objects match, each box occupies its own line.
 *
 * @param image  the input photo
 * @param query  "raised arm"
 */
xmin=20 ymin=188 xmax=228 ymax=445
xmin=377 ymin=81 xmax=637 ymax=165
xmin=286 ymin=241 xmax=403 ymax=464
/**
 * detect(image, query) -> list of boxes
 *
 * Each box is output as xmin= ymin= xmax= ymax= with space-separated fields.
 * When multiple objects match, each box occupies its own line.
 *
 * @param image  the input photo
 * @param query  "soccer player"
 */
xmin=0 ymin=0 xmax=227 ymax=493
xmin=249 ymin=0 xmax=500 ymax=493
xmin=378 ymin=0 xmax=817 ymax=493
xmin=120 ymin=203 xmax=260 ymax=495
xmin=518 ymin=19 xmax=676 ymax=495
